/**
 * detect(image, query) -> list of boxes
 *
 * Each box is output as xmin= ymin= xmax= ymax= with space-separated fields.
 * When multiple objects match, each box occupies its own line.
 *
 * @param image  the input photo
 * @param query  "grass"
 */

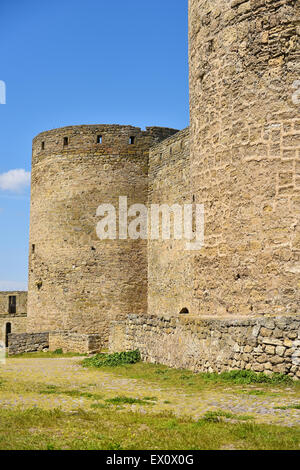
xmin=1 ymin=353 xmax=299 ymax=449
xmin=10 ymin=351 xmax=86 ymax=358
xmin=39 ymin=384 xmax=104 ymax=401
xmin=274 ymin=404 xmax=300 ymax=410
xmin=105 ymin=396 xmax=155 ymax=405
xmin=202 ymin=410 xmax=254 ymax=423
xmin=80 ymin=358 xmax=299 ymax=395
xmin=82 ymin=350 xmax=141 ymax=368
xmin=0 ymin=406 xmax=298 ymax=450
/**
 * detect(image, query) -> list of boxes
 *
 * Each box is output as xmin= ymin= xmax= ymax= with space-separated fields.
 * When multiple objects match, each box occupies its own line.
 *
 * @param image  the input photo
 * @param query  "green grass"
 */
xmin=82 ymin=350 xmax=141 ymax=368
xmin=39 ymin=385 xmax=104 ymax=401
xmin=10 ymin=351 xmax=87 ymax=358
xmin=90 ymin=403 xmax=111 ymax=410
xmin=202 ymin=410 xmax=254 ymax=423
xmin=0 ymin=406 xmax=298 ymax=450
xmin=274 ymin=404 xmax=300 ymax=410
xmin=204 ymin=370 xmax=293 ymax=385
xmin=105 ymin=396 xmax=155 ymax=406
xmin=80 ymin=358 xmax=299 ymax=395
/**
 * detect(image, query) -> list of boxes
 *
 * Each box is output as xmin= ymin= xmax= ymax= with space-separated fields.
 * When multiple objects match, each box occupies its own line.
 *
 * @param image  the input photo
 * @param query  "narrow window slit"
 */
xmin=8 ymin=296 xmax=16 ymax=314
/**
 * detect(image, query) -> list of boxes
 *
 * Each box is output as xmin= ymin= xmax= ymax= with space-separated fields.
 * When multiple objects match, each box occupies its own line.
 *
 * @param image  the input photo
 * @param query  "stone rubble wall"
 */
xmin=49 ymin=331 xmax=103 ymax=354
xmin=109 ymin=314 xmax=300 ymax=379
xmin=7 ymin=332 xmax=49 ymax=355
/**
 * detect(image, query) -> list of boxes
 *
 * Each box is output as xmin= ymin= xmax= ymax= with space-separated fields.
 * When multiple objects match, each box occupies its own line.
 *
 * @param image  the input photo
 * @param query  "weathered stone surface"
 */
xmin=8 ymin=332 xmax=48 ymax=355
xmin=0 ymin=292 xmax=27 ymax=344
xmin=7 ymin=0 xmax=299 ymax=381
xmin=26 ymin=125 xmax=178 ymax=343
xmin=49 ymin=331 xmax=102 ymax=354
xmin=109 ymin=314 xmax=300 ymax=379
xmin=189 ymin=0 xmax=300 ymax=317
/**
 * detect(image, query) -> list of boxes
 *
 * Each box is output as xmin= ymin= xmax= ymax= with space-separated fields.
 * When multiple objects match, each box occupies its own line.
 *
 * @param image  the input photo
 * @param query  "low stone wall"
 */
xmin=109 ymin=314 xmax=300 ymax=380
xmin=49 ymin=331 xmax=103 ymax=354
xmin=8 ymin=332 xmax=49 ymax=355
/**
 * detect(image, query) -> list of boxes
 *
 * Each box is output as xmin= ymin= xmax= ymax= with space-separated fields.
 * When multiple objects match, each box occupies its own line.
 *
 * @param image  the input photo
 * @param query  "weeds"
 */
xmin=82 ymin=350 xmax=141 ymax=368
xmin=274 ymin=404 xmax=300 ymax=410
xmin=105 ymin=396 xmax=153 ymax=405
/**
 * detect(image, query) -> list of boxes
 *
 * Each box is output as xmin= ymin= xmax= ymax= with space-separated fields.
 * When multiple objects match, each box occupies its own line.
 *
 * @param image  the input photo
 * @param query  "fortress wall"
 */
xmin=109 ymin=313 xmax=300 ymax=379
xmin=0 ymin=292 xmax=27 ymax=343
xmin=189 ymin=0 xmax=300 ymax=316
xmin=148 ymin=128 xmax=193 ymax=316
xmin=27 ymin=125 xmax=177 ymax=342
xmin=0 ymin=291 xmax=27 ymax=315
xmin=0 ymin=315 xmax=27 ymax=343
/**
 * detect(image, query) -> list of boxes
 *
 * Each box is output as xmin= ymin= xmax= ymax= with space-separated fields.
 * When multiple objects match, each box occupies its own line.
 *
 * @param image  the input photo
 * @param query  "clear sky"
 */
xmin=0 ymin=0 xmax=189 ymax=291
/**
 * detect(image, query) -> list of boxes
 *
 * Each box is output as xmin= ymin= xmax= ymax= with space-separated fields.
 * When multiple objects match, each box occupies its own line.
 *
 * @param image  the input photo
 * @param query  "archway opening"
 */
xmin=179 ymin=307 xmax=189 ymax=314
xmin=5 ymin=323 xmax=11 ymax=348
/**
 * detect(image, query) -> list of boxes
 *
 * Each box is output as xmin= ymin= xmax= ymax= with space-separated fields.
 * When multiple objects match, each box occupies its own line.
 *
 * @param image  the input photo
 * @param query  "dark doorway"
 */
xmin=179 ymin=307 xmax=189 ymax=314
xmin=8 ymin=296 xmax=16 ymax=314
xmin=5 ymin=323 xmax=11 ymax=348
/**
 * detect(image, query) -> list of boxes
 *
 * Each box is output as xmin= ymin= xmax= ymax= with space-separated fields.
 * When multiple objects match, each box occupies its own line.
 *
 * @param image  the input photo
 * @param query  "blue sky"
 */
xmin=0 ymin=0 xmax=189 ymax=291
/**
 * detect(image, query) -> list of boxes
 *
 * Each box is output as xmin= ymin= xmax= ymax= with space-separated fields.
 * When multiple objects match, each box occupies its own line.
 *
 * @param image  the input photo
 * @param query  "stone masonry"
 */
xmin=0 ymin=292 xmax=27 ymax=344
xmin=8 ymin=332 xmax=49 ymax=356
xmin=49 ymin=331 xmax=102 ymax=354
xmin=7 ymin=1 xmax=299 ymax=378
xmin=189 ymin=0 xmax=300 ymax=316
xmin=109 ymin=314 xmax=300 ymax=379
xmin=27 ymin=125 xmax=177 ymax=340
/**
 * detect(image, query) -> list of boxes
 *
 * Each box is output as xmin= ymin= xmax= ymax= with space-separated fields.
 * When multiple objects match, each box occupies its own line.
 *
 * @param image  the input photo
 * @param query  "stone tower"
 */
xmin=189 ymin=0 xmax=300 ymax=317
xmin=27 ymin=124 xmax=177 ymax=341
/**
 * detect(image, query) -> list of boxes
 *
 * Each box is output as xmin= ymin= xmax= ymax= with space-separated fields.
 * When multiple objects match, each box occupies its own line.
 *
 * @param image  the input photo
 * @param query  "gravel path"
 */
xmin=1 ymin=357 xmax=300 ymax=427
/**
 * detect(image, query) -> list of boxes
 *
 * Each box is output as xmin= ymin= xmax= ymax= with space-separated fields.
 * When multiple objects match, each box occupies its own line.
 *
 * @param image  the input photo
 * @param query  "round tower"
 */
xmin=189 ymin=0 xmax=300 ymax=315
xmin=27 ymin=124 xmax=178 ymax=340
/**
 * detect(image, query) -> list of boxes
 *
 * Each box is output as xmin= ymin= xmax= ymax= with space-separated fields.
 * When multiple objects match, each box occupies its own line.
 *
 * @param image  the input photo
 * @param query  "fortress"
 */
xmin=1 ymin=0 xmax=300 ymax=377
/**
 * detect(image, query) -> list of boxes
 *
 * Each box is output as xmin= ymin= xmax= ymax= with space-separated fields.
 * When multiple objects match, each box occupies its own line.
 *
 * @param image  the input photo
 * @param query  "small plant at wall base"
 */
xmin=53 ymin=349 xmax=63 ymax=355
xmin=82 ymin=350 xmax=141 ymax=368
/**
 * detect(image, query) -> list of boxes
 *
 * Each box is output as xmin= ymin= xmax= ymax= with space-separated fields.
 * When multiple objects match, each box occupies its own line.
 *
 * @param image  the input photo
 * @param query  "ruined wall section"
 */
xmin=189 ymin=0 xmax=300 ymax=316
xmin=0 ymin=292 xmax=27 ymax=343
xmin=148 ymin=128 xmax=192 ymax=316
xmin=27 ymin=125 xmax=177 ymax=341
xmin=8 ymin=332 xmax=49 ymax=355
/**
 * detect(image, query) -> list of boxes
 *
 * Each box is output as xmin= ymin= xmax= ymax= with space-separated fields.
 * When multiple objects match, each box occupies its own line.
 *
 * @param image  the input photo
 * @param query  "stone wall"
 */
xmin=148 ymin=128 xmax=193 ymax=316
xmin=8 ymin=332 xmax=49 ymax=355
xmin=49 ymin=331 xmax=102 ymax=354
xmin=0 ymin=291 xmax=27 ymax=315
xmin=189 ymin=0 xmax=300 ymax=316
xmin=0 ymin=315 xmax=27 ymax=344
xmin=0 ymin=292 xmax=27 ymax=343
xmin=109 ymin=314 xmax=300 ymax=379
xmin=27 ymin=124 xmax=178 ymax=343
